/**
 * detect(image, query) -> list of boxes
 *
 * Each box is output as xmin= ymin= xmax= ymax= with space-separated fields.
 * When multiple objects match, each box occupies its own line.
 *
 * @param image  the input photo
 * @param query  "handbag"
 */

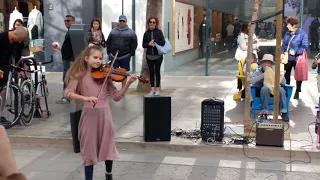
xmin=294 ymin=50 xmax=308 ymax=81
xmin=281 ymin=35 xmax=295 ymax=64
xmin=155 ymin=38 xmax=172 ymax=55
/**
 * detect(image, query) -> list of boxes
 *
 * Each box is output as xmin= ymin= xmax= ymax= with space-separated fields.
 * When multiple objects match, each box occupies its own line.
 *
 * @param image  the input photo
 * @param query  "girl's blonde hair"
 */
xmin=65 ymin=45 xmax=103 ymax=94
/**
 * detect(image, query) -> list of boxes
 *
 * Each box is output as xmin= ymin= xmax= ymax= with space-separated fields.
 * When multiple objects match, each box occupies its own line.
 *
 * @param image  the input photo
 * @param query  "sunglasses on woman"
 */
xmin=149 ymin=21 xmax=156 ymax=24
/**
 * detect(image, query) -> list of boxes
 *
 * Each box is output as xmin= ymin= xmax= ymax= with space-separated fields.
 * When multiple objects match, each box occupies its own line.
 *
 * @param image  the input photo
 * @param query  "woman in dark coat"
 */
xmin=142 ymin=17 xmax=165 ymax=96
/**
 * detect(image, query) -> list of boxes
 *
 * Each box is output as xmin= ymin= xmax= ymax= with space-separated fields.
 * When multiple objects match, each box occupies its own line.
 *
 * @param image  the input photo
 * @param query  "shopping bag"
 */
xmin=294 ymin=50 xmax=308 ymax=81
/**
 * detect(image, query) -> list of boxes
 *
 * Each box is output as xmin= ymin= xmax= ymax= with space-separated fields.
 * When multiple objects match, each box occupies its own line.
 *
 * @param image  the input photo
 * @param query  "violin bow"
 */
xmin=93 ymin=50 xmax=119 ymax=108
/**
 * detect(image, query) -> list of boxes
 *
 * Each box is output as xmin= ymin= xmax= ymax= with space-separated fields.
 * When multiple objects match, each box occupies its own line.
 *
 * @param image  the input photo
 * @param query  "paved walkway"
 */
xmin=6 ymin=71 xmax=320 ymax=155
xmin=14 ymin=147 xmax=320 ymax=180
xmin=5 ymin=53 xmax=320 ymax=155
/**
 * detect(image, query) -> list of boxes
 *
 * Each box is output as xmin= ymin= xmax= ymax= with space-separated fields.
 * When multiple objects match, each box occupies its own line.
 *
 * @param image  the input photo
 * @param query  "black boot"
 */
xmin=105 ymin=173 xmax=113 ymax=180
xmin=294 ymin=92 xmax=299 ymax=99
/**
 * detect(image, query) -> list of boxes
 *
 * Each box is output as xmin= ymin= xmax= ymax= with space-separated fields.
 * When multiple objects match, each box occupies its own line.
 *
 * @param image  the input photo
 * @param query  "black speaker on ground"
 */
xmin=143 ymin=95 xmax=171 ymax=142
xmin=201 ymin=98 xmax=224 ymax=142
xmin=70 ymin=110 xmax=82 ymax=153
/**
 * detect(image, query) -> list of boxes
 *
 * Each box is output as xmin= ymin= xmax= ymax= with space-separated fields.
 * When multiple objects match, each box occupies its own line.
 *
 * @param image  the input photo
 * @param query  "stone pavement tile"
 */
xmin=21 ymin=170 xmax=70 ymax=180
xmin=22 ymin=158 xmax=79 ymax=173
xmin=162 ymin=156 xmax=196 ymax=166
xmin=128 ymin=153 xmax=165 ymax=164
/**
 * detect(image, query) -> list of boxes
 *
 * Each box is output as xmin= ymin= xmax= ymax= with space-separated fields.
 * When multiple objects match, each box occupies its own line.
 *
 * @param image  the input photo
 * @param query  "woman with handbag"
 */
xmin=142 ymin=17 xmax=166 ymax=96
xmin=281 ymin=16 xmax=309 ymax=99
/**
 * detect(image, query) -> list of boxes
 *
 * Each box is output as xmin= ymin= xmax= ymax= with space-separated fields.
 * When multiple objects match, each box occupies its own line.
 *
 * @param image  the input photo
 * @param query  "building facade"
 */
xmin=0 ymin=0 xmax=316 ymax=72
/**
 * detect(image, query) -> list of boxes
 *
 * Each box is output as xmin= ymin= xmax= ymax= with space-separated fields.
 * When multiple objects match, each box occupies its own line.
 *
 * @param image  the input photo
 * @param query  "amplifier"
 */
xmin=201 ymin=98 xmax=224 ymax=142
xmin=143 ymin=95 xmax=171 ymax=142
xmin=256 ymin=123 xmax=284 ymax=147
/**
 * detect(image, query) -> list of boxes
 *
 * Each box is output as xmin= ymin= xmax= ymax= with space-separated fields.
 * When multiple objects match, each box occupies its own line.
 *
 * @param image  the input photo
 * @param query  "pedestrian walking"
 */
xmin=56 ymin=15 xmax=76 ymax=104
xmin=64 ymin=45 xmax=137 ymax=180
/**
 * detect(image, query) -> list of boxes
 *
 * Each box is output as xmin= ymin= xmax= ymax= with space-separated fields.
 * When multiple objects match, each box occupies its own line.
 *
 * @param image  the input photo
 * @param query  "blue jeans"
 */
xmin=260 ymin=86 xmax=287 ymax=113
xmin=109 ymin=55 xmax=131 ymax=71
xmin=62 ymin=61 xmax=70 ymax=90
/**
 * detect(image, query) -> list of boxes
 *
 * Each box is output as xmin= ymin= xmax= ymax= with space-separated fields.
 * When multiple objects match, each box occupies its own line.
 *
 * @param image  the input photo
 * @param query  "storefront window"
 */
xmin=0 ymin=0 xmax=44 ymax=59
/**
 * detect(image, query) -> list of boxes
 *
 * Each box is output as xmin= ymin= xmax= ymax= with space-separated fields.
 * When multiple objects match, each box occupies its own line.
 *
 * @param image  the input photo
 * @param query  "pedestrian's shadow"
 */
xmin=225 ymin=99 xmax=249 ymax=123
xmin=289 ymin=88 xmax=319 ymax=148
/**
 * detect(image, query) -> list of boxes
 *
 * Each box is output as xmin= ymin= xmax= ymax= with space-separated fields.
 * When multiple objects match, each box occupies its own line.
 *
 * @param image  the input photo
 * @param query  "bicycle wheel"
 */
xmin=1 ymin=82 xmax=25 ymax=129
xmin=20 ymin=79 xmax=36 ymax=126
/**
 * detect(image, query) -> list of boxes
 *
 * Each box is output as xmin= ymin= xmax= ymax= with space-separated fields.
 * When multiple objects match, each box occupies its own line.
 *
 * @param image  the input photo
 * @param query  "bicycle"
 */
xmin=15 ymin=57 xmax=53 ymax=126
xmin=0 ymin=63 xmax=25 ymax=129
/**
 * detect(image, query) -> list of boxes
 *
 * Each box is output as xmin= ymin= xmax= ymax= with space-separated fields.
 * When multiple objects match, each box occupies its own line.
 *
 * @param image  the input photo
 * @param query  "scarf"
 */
xmin=91 ymin=28 xmax=103 ymax=45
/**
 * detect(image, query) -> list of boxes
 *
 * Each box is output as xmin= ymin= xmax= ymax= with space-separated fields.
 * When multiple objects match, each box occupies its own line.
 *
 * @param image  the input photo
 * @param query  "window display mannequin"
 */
xmin=27 ymin=6 xmax=43 ymax=38
xmin=9 ymin=7 xmax=23 ymax=30
xmin=27 ymin=0 xmax=41 ymax=10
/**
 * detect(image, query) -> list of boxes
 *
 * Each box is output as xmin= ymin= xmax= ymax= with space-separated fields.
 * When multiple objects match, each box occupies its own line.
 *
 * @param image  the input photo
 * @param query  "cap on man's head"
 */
xmin=119 ymin=15 xmax=127 ymax=22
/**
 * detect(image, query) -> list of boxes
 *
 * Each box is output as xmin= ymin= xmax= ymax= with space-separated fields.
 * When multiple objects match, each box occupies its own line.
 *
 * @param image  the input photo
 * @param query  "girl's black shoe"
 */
xmin=294 ymin=92 xmax=299 ymax=99
xmin=105 ymin=173 xmax=113 ymax=180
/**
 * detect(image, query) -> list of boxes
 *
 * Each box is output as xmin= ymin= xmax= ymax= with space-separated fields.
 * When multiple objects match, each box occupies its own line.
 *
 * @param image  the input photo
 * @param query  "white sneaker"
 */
xmin=148 ymin=91 xmax=155 ymax=96
xmin=154 ymin=90 xmax=160 ymax=96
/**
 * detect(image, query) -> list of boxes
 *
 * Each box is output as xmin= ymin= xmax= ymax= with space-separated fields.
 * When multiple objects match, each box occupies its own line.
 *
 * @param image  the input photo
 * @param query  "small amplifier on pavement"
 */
xmin=256 ymin=123 xmax=284 ymax=147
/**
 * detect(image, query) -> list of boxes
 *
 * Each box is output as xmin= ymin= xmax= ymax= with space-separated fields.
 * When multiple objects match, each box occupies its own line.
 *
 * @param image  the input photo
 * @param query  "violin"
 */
xmin=91 ymin=65 xmax=149 ymax=84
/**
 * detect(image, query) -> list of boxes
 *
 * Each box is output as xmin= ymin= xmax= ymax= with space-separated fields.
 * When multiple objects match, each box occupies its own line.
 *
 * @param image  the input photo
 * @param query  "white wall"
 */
xmin=101 ymin=0 xmax=122 ymax=36
xmin=134 ymin=0 xmax=147 ymax=72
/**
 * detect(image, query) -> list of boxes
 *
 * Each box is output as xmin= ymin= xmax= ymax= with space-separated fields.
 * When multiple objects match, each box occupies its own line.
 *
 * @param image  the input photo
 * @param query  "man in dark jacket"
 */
xmin=56 ymin=15 xmax=75 ymax=104
xmin=0 ymin=26 xmax=28 ymax=125
xmin=106 ymin=15 xmax=138 ymax=89
xmin=198 ymin=16 xmax=206 ymax=58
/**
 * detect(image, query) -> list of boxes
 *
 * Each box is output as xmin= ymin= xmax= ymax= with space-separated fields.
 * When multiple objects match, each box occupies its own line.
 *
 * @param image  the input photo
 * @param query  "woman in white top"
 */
xmin=235 ymin=21 xmax=259 ymax=61
xmin=235 ymin=21 xmax=259 ymax=90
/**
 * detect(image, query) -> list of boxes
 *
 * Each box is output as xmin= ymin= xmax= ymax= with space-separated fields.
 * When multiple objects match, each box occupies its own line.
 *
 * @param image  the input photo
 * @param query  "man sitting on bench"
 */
xmin=251 ymin=54 xmax=289 ymax=121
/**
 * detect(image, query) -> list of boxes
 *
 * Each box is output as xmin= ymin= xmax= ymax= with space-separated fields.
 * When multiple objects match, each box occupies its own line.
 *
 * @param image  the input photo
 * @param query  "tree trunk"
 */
xmin=244 ymin=0 xmax=264 ymax=123
xmin=137 ymin=0 xmax=163 ymax=91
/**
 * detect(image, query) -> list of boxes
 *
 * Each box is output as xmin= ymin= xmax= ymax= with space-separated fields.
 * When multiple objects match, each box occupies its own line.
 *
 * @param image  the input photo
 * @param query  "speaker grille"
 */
xmin=201 ymin=98 xmax=224 ymax=141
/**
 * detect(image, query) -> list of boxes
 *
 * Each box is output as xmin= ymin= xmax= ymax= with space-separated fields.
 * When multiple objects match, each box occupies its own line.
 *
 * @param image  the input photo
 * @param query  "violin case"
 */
xmin=70 ymin=110 xmax=81 ymax=153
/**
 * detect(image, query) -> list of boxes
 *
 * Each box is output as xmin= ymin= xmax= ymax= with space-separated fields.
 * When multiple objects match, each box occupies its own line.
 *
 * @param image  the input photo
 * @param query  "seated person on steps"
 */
xmin=251 ymin=54 xmax=289 ymax=121
xmin=243 ymin=53 xmax=259 ymax=75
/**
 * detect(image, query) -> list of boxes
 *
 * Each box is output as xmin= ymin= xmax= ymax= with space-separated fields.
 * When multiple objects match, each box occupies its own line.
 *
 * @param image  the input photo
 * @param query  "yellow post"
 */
xmin=273 ymin=0 xmax=284 ymax=124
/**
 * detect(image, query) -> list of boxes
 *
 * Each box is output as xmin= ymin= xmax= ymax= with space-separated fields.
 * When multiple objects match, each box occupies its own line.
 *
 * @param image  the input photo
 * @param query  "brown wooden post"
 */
xmin=244 ymin=0 xmax=264 ymax=125
xmin=272 ymin=0 xmax=284 ymax=124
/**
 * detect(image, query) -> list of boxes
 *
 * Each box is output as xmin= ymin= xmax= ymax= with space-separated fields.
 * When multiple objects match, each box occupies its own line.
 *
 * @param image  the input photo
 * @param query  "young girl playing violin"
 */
xmin=64 ymin=45 xmax=137 ymax=180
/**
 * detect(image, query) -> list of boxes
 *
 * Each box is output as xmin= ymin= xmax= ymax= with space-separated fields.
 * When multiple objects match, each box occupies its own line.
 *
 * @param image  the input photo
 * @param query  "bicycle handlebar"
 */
xmin=10 ymin=64 xmax=40 ymax=73
xmin=18 ymin=57 xmax=54 ymax=66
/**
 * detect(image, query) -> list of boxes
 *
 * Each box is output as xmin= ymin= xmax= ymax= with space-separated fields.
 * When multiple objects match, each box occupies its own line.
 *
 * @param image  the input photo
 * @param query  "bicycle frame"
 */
xmin=16 ymin=57 xmax=52 ymax=118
